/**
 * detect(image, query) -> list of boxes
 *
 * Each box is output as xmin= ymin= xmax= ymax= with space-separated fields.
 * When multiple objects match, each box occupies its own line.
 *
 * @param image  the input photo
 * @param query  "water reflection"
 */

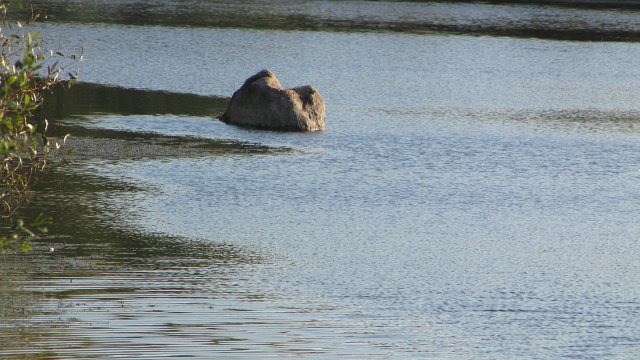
xmin=13 ymin=0 xmax=640 ymax=41
xmin=0 ymin=166 xmax=272 ymax=358
xmin=0 ymin=80 xmax=315 ymax=357
xmin=1 ymin=167 xmax=386 ymax=358
xmin=44 ymin=82 xmax=228 ymax=119
xmin=42 ymin=82 xmax=294 ymax=160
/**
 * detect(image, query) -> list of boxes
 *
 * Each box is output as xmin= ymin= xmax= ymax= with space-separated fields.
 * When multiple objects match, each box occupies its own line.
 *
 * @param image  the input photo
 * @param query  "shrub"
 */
xmin=0 ymin=4 xmax=77 ymax=253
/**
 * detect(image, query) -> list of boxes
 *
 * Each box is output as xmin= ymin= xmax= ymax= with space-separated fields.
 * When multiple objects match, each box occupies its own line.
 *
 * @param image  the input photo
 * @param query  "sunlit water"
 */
xmin=3 ymin=2 xmax=640 ymax=359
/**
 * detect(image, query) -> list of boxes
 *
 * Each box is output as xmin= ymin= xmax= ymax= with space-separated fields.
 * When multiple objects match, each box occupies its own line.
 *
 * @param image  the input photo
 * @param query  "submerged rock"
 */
xmin=219 ymin=69 xmax=325 ymax=131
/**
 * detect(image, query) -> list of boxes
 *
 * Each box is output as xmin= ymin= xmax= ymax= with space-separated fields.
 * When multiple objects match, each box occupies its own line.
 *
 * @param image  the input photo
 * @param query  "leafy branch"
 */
xmin=0 ymin=4 xmax=78 ymax=252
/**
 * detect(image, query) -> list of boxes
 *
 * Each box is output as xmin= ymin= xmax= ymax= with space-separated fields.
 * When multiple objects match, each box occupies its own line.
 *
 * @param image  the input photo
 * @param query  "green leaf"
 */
xmin=25 ymin=54 xmax=35 ymax=67
xmin=20 ymin=243 xmax=32 ymax=252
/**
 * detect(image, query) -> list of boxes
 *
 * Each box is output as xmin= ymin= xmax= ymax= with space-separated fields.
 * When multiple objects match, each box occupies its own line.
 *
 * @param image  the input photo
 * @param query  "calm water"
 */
xmin=3 ymin=1 xmax=640 ymax=359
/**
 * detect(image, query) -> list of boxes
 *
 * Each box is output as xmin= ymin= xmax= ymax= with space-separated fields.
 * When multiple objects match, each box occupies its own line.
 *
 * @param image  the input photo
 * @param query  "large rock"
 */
xmin=219 ymin=70 xmax=325 ymax=131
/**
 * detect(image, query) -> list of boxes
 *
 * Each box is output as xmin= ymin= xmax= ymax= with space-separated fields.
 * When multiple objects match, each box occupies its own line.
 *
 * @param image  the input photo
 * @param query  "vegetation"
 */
xmin=0 ymin=4 xmax=77 ymax=253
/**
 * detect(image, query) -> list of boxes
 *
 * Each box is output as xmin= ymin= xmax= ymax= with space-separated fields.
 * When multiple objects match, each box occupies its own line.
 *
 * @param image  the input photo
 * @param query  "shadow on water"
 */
xmin=12 ymin=0 xmax=640 ymax=42
xmin=0 ymin=83 xmax=295 ymax=357
xmin=41 ymin=82 xmax=294 ymax=160
xmin=43 ymin=82 xmax=228 ymax=119
xmin=0 ymin=166 xmax=265 ymax=358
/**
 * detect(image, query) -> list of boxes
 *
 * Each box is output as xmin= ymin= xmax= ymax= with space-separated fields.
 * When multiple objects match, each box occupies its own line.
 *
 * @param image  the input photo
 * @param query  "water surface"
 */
xmin=14 ymin=0 xmax=640 ymax=41
xmin=2 ymin=1 xmax=640 ymax=359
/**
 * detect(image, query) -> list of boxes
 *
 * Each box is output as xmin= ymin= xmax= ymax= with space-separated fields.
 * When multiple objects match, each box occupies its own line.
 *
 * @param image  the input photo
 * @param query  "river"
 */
xmin=2 ymin=1 xmax=640 ymax=359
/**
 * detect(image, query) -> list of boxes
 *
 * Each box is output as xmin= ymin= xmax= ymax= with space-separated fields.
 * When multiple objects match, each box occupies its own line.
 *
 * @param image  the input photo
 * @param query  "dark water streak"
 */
xmin=11 ymin=0 xmax=640 ymax=42
xmin=44 ymin=82 xmax=228 ymax=119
